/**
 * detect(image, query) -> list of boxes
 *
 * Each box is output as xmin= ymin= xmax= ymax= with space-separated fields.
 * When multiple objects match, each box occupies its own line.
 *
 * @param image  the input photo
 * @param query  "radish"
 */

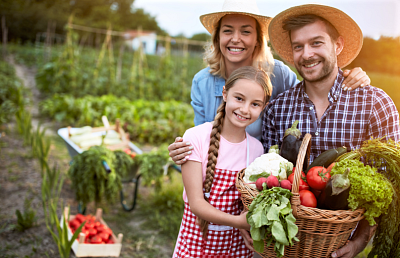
xmin=266 ymin=175 xmax=280 ymax=189
xmin=255 ymin=177 xmax=268 ymax=191
xmin=280 ymin=179 xmax=292 ymax=191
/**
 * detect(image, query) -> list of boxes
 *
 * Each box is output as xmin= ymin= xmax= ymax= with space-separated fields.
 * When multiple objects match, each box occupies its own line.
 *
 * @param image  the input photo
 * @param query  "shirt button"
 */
xmin=315 ymin=132 xmax=319 ymax=136
xmin=309 ymin=107 xmax=313 ymax=110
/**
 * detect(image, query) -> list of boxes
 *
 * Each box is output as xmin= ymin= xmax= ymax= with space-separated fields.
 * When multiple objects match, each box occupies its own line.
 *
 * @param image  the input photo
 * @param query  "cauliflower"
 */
xmin=244 ymin=153 xmax=293 ymax=183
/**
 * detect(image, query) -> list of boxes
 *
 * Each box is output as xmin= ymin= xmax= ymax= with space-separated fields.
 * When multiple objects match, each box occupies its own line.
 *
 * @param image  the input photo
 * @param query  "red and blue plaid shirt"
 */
xmin=262 ymin=69 xmax=400 ymax=163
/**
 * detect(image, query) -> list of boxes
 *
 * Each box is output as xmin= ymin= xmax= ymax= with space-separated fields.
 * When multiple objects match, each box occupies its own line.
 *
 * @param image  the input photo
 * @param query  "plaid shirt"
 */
xmin=262 ymin=69 xmax=400 ymax=163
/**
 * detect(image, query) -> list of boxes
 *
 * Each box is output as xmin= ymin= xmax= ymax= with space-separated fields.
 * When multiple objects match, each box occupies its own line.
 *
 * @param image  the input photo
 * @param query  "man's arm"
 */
xmin=261 ymin=103 xmax=280 ymax=153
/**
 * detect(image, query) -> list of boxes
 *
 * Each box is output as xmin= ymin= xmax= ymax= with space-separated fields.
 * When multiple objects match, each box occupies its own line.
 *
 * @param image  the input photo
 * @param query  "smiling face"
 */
xmin=290 ymin=20 xmax=343 ymax=83
xmin=219 ymin=14 xmax=259 ymax=70
xmin=222 ymin=78 xmax=265 ymax=131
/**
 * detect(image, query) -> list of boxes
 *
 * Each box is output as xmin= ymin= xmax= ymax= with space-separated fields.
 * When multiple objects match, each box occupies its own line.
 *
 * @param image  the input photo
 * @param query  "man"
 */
xmin=261 ymin=4 xmax=400 ymax=258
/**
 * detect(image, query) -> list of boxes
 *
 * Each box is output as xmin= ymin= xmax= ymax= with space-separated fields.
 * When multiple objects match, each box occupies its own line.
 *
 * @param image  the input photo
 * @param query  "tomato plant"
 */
xmin=299 ymin=190 xmax=317 ymax=208
xmin=307 ymin=166 xmax=330 ymax=190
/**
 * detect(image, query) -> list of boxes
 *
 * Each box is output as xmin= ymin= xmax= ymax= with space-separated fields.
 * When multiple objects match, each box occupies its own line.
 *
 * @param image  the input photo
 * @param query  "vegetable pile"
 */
xmin=68 ymin=146 xmax=134 ymax=206
xmin=69 ymin=213 xmax=115 ymax=244
xmin=337 ymin=138 xmax=400 ymax=257
xmin=247 ymin=187 xmax=298 ymax=257
xmin=69 ymin=126 xmax=123 ymax=150
xmin=329 ymin=159 xmax=393 ymax=225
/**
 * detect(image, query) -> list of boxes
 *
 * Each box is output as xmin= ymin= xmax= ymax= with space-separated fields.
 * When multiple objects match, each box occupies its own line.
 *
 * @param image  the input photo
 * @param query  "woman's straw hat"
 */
xmin=268 ymin=4 xmax=363 ymax=68
xmin=200 ymin=0 xmax=272 ymax=35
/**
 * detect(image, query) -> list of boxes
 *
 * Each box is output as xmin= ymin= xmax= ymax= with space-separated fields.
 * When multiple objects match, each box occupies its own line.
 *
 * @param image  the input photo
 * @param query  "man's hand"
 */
xmin=239 ymin=228 xmax=255 ymax=252
xmin=168 ymin=137 xmax=193 ymax=165
xmin=331 ymin=218 xmax=377 ymax=258
xmin=342 ymin=67 xmax=371 ymax=91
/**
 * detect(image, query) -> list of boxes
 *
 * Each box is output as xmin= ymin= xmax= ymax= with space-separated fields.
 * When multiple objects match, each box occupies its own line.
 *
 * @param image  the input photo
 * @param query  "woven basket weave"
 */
xmin=236 ymin=133 xmax=365 ymax=258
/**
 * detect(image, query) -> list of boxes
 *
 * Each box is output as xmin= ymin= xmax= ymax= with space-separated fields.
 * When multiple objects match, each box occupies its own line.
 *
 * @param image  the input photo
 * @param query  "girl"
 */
xmin=168 ymin=0 xmax=370 ymax=163
xmin=173 ymin=66 xmax=271 ymax=258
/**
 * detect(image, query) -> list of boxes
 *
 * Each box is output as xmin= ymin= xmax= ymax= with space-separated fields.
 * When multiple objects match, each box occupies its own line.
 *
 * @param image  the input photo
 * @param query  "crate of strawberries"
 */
xmin=61 ymin=207 xmax=123 ymax=257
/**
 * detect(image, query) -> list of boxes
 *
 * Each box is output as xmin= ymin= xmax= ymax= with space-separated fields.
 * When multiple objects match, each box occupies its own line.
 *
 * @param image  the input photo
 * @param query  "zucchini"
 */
xmin=306 ymin=148 xmax=340 ymax=174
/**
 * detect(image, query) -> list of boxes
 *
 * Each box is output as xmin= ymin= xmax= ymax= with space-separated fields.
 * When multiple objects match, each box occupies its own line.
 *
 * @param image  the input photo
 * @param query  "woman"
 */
xmin=169 ymin=0 xmax=370 ymax=165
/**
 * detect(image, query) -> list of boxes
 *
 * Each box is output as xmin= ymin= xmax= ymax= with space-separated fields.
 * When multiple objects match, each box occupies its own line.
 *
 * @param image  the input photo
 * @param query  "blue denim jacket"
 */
xmin=190 ymin=59 xmax=299 ymax=140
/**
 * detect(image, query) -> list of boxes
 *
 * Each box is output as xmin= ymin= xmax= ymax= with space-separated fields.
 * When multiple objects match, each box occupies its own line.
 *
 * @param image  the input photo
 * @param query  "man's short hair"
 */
xmin=282 ymin=14 xmax=340 ymax=42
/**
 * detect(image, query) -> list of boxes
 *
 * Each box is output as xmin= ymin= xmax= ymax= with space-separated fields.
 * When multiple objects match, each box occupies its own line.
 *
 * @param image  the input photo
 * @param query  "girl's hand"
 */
xmin=342 ymin=67 xmax=371 ymax=91
xmin=237 ymin=211 xmax=251 ymax=231
xmin=168 ymin=137 xmax=193 ymax=165
xmin=239 ymin=228 xmax=255 ymax=251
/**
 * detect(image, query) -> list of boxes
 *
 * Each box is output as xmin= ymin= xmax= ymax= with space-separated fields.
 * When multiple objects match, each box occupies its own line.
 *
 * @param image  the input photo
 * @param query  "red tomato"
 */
xmin=75 ymin=214 xmax=86 ymax=223
xmin=107 ymin=239 xmax=115 ymax=244
xmin=84 ymin=220 xmax=96 ymax=230
xmin=326 ymin=162 xmax=335 ymax=174
xmin=96 ymin=224 xmax=108 ymax=233
xmin=90 ymin=236 xmax=103 ymax=244
xmin=288 ymin=171 xmax=309 ymax=191
xmin=97 ymin=232 xmax=111 ymax=241
xmin=69 ymin=219 xmax=80 ymax=230
xmin=299 ymin=190 xmax=317 ymax=208
xmin=88 ymin=228 xmax=98 ymax=237
xmin=81 ymin=229 xmax=90 ymax=239
xmin=307 ymin=166 xmax=330 ymax=191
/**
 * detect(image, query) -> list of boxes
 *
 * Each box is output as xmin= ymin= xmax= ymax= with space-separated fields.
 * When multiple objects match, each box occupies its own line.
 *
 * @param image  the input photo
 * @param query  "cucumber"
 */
xmin=305 ymin=148 xmax=338 ymax=174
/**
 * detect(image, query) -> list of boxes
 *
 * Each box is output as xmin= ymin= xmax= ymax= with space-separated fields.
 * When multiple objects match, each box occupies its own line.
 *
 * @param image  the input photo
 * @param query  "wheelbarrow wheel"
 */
xmin=120 ymin=173 xmax=142 ymax=211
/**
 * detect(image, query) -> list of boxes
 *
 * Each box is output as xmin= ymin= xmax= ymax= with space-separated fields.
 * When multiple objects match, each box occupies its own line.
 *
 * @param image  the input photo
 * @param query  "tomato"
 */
xmin=75 ymin=214 xmax=86 ymax=223
xmin=299 ymin=190 xmax=317 ymax=208
xmin=88 ymin=228 xmax=98 ymax=237
xmin=96 ymin=224 xmax=108 ymax=233
xmin=69 ymin=219 xmax=81 ymax=230
xmin=288 ymin=171 xmax=309 ymax=191
xmin=84 ymin=220 xmax=96 ymax=230
xmin=124 ymin=148 xmax=132 ymax=155
xmin=307 ymin=166 xmax=330 ymax=191
xmin=90 ymin=236 xmax=103 ymax=244
xmin=326 ymin=162 xmax=335 ymax=174
xmin=81 ymin=229 xmax=90 ymax=239
xmin=98 ymin=232 xmax=111 ymax=241
xmin=130 ymin=152 xmax=136 ymax=159
xmin=107 ymin=239 xmax=115 ymax=244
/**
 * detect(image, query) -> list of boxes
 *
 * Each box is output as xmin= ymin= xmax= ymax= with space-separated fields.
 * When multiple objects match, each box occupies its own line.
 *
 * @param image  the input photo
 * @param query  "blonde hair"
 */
xmin=203 ymin=16 xmax=275 ymax=80
xmin=197 ymin=66 xmax=272 ymax=238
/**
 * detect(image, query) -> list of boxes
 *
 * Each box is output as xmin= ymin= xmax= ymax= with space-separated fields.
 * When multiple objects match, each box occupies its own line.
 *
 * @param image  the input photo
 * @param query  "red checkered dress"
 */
xmin=173 ymin=168 xmax=252 ymax=258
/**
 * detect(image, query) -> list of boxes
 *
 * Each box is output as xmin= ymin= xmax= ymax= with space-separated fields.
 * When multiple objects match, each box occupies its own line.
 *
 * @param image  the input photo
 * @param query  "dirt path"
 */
xmin=0 ymin=57 xmax=174 ymax=258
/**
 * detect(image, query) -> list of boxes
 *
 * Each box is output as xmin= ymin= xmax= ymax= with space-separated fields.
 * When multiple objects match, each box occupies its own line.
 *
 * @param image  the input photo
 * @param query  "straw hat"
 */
xmin=200 ymin=0 xmax=272 ymax=35
xmin=268 ymin=4 xmax=363 ymax=68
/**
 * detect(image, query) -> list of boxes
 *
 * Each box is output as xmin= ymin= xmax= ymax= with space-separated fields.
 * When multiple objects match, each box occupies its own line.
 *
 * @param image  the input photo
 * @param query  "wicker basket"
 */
xmin=236 ymin=133 xmax=365 ymax=258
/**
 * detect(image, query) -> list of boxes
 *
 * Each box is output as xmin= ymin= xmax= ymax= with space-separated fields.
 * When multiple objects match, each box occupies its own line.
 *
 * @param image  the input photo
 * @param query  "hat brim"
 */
xmin=268 ymin=4 xmax=363 ymax=68
xmin=200 ymin=11 xmax=272 ymax=35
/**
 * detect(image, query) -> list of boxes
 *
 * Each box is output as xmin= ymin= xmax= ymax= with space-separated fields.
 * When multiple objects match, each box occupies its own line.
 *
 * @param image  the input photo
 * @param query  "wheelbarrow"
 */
xmin=58 ymin=125 xmax=145 ymax=212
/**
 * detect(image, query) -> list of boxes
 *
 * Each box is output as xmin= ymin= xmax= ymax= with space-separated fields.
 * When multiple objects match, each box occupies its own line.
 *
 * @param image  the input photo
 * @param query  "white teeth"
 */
xmin=229 ymin=48 xmax=243 ymax=52
xmin=305 ymin=62 xmax=319 ymax=68
xmin=236 ymin=114 xmax=248 ymax=120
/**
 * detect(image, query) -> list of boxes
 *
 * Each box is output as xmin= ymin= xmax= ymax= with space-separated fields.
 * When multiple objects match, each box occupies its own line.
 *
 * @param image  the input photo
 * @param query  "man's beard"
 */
xmin=296 ymin=54 xmax=336 ymax=83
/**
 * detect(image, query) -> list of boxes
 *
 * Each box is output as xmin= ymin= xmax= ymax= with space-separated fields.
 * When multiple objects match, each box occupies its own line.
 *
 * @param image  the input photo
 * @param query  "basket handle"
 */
xmin=291 ymin=133 xmax=312 ymax=195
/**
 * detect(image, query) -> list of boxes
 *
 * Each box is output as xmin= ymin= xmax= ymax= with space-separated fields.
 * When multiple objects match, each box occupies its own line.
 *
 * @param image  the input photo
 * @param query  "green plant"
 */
xmin=15 ymin=197 xmax=37 ymax=231
xmin=42 ymin=162 xmax=85 ymax=258
xmin=68 ymin=146 xmax=132 ymax=207
xmin=140 ymin=172 xmax=184 ymax=240
xmin=133 ymin=146 xmax=170 ymax=190
xmin=39 ymin=94 xmax=194 ymax=144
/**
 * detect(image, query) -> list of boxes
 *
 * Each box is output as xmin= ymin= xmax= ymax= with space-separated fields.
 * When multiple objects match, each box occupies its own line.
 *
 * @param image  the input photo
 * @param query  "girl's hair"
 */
xmin=197 ymin=66 xmax=272 ymax=238
xmin=203 ymin=16 xmax=275 ymax=80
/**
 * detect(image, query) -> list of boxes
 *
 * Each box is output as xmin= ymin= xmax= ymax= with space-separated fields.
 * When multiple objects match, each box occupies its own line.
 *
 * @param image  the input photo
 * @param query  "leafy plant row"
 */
xmin=40 ymin=94 xmax=194 ymax=144
xmin=0 ymin=58 xmax=24 ymax=126
xmin=34 ymin=28 xmax=205 ymax=102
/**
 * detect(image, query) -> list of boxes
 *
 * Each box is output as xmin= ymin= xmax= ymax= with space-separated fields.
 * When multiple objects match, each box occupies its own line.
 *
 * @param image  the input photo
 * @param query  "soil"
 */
xmin=0 ymin=57 xmax=174 ymax=258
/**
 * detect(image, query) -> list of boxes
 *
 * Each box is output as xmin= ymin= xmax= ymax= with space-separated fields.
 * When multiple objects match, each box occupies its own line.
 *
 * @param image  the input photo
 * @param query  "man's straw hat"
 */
xmin=268 ymin=4 xmax=363 ymax=68
xmin=200 ymin=0 xmax=272 ymax=35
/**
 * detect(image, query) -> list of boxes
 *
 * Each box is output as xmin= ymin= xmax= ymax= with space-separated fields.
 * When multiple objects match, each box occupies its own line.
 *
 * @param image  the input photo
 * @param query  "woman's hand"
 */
xmin=342 ymin=67 xmax=371 ymax=91
xmin=168 ymin=137 xmax=193 ymax=165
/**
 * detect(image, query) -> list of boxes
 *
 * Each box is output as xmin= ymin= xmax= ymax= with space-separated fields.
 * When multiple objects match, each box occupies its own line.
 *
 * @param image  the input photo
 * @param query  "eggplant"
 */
xmin=318 ymin=168 xmax=351 ymax=210
xmin=280 ymin=120 xmax=307 ymax=171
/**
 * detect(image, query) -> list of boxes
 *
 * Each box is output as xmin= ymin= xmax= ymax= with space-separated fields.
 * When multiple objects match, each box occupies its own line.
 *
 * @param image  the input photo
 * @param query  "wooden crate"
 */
xmin=61 ymin=207 xmax=123 ymax=257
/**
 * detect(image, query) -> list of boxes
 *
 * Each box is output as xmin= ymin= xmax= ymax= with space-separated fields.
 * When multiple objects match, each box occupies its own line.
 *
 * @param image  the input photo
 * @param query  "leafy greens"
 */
xmin=246 ymin=187 xmax=298 ymax=257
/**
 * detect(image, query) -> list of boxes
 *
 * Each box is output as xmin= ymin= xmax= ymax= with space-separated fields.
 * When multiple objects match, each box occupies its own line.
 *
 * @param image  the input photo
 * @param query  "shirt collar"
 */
xmin=214 ymin=75 xmax=225 ymax=96
xmin=299 ymin=68 xmax=344 ymax=103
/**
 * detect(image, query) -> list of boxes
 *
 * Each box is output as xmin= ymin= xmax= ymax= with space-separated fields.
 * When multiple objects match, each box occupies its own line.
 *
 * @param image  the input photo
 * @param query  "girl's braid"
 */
xmin=197 ymin=101 xmax=226 ymax=239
